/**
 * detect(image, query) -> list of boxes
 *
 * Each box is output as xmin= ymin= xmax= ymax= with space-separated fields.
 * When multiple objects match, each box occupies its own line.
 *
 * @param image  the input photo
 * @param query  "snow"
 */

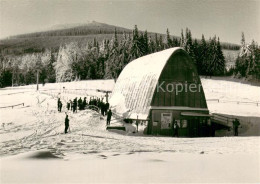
xmin=1 ymin=151 xmax=259 ymax=183
xmin=201 ymin=76 xmax=260 ymax=117
xmin=0 ymin=78 xmax=260 ymax=183
xmin=109 ymin=92 xmax=129 ymax=115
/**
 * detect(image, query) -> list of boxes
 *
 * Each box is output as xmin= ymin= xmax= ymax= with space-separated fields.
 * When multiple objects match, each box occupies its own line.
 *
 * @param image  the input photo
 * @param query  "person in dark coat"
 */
xmin=105 ymin=102 xmax=110 ymax=115
xmin=107 ymin=109 xmax=112 ymax=126
xmin=233 ymin=118 xmax=240 ymax=136
xmin=174 ymin=121 xmax=179 ymax=137
xmin=59 ymin=101 xmax=63 ymax=112
xmin=64 ymin=114 xmax=69 ymax=134
xmin=67 ymin=101 xmax=70 ymax=111
xmin=78 ymin=97 xmax=83 ymax=110
xmin=57 ymin=98 xmax=61 ymax=111
xmin=94 ymin=98 xmax=97 ymax=108
xmin=100 ymin=101 xmax=105 ymax=116
xmin=70 ymin=100 xmax=73 ymax=111
xmin=73 ymin=98 xmax=77 ymax=113
xmin=82 ymin=97 xmax=87 ymax=110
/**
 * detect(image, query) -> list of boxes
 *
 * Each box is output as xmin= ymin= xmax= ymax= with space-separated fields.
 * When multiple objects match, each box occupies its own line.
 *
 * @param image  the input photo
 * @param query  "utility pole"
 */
xmin=105 ymin=91 xmax=109 ymax=103
xmin=136 ymin=115 xmax=139 ymax=133
xmin=36 ymin=70 xmax=39 ymax=91
xmin=12 ymin=69 xmax=14 ymax=87
xmin=96 ymin=89 xmax=112 ymax=103
xmin=35 ymin=55 xmax=42 ymax=91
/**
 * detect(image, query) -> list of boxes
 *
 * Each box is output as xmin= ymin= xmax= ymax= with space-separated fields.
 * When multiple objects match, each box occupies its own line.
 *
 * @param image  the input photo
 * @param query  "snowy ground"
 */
xmin=0 ymin=78 xmax=260 ymax=183
xmin=201 ymin=76 xmax=260 ymax=117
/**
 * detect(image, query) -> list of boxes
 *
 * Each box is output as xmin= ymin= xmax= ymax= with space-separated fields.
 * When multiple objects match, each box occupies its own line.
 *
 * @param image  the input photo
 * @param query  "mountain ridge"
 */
xmin=9 ymin=21 xmax=133 ymax=39
xmin=0 ymin=21 xmax=240 ymax=56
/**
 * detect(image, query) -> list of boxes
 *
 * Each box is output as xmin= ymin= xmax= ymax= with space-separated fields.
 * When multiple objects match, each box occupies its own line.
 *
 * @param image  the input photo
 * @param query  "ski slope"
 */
xmin=0 ymin=77 xmax=260 ymax=183
xmin=201 ymin=77 xmax=260 ymax=117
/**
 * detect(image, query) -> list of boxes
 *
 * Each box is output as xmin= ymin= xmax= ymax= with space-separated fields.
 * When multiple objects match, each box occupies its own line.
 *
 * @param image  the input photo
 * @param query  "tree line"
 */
xmin=231 ymin=33 xmax=260 ymax=80
xmin=0 ymin=25 xmax=246 ymax=87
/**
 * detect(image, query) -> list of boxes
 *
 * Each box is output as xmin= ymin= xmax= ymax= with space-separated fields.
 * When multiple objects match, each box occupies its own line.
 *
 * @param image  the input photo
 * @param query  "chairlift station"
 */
xmin=110 ymin=47 xmax=224 ymax=137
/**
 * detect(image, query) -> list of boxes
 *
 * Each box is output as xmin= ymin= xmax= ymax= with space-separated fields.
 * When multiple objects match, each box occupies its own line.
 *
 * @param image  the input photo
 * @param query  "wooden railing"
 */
xmin=211 ymin=113 xmax=235 ymax=127
xmin=0 ymin=103 xmax=24 ymax=109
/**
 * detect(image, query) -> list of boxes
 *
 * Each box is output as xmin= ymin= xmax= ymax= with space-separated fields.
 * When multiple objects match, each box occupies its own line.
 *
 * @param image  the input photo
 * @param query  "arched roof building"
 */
xmin=110 ymin=47 xmax=212 ymax=137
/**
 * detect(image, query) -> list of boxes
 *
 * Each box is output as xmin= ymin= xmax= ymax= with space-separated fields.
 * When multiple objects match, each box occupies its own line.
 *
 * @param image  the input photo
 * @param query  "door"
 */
xmin=188 ymin=118 xmax=199 ymax=137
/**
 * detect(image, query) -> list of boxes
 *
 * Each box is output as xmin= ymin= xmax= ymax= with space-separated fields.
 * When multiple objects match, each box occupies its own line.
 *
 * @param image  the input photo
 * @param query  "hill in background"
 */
xmin=0 ymin=21 xmax=240 ymax=56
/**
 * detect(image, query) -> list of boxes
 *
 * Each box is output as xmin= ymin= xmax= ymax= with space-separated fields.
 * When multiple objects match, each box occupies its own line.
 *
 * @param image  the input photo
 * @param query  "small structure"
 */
xmin=110 ymin=47 xmax=213 ymax=137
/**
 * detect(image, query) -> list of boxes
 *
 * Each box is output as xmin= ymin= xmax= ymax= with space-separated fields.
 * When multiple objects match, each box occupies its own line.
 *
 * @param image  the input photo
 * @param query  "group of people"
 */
xmin=66 ymin=97 xmax=88 ymax=113
xmin=58 ymin=96 xmax=113 ymax=134
xmin=63 ymin=97 xmax=111 ymax=114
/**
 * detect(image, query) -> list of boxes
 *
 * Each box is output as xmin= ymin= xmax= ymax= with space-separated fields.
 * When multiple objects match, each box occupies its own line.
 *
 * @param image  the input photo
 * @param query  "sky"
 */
xmin=0 ymin=0 xmax=259 ymax=44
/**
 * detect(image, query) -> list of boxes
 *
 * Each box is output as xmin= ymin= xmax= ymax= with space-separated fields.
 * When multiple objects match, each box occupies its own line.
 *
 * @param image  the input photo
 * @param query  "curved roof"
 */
xmin=110 ymin=47 xmax=184 ymax=119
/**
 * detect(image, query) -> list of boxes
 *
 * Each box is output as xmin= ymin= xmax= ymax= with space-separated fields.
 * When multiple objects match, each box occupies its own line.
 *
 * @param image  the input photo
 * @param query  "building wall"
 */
xmin=148 ymin=109 xmax=211 ymax=137
xmin=151 ymin=50 xmax=207 ymax=108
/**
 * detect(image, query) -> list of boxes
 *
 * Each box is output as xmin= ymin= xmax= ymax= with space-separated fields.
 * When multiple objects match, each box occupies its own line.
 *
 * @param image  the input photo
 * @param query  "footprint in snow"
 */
xmin=148 ymin=159 xmax=164 ymax=162
xmin=87 ymin=151 xmax=99 ymax=154
xmin=57 ymin=142 xmax=65 ymax=146
xmin=112 ymin=153 xmax=120 ymax=156
xmin=98 ymin=155 xmax=107 ymax=159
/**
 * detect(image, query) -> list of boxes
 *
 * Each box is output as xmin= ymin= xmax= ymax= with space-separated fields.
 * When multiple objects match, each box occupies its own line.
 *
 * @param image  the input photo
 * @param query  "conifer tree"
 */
xmin=143 ymin=30 xmax=149 ymax=55
xmin=199 ymin=34 xmax=209 ymax=75
xmin=158 ymin=35 xmax=164 ymax=51
xmin=180 ymin=29 xmax=185 ymax=47
xmin=172 ymin=37 xmax=179 ymax=47
xmin=241 ymin=32 xmax=245 ymax=47
xmin=216 ymin=37 xmax=225 ymax=75
xmin=148 ymin=36 xmax=155 ymax=53
xmin=166 ymin=28 xmax=173 ymax=48
xmin=113 ymin=28 xmax=119 ymax=48
xmin=155 ymin=33 xmax=159 ymax=51
xmin=193 ymin=39 xmax=201 ymax=73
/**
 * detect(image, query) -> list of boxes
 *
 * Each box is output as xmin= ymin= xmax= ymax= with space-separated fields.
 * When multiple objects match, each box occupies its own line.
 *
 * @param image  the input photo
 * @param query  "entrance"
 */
xmin=181 ymin=112 xmax=212 ymax=137
xmin=188 ymin=118 xmax=199 ymax=137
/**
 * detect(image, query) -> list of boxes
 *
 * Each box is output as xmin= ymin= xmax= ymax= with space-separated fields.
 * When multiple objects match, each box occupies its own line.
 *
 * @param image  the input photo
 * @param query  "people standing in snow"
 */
xmin=100 ymin=101 xmax=105 ymax=116
xmin=57 ymin=98 xmax=61 ymax=111
xmin=82 ymin=97 xmax=87 ymax=110
xmin=174 ymin=121 xmax=179 ymax=137
xmin=233 ymin=118 xmax=240 ymax=136
xmin=105 ymin=102 xmax=110 ymax=115
xmin=107 ymin=109 xmax=112 ymax=126
xmin=66 ymin=101 xmax=70 ymax=111
xmin=57 ymin=98 xmax=62 ymax=112
xmin=64 ymin=113 xmax=70 ymax=134
xmin=59 ymin=101 xmax=63 ymax=112
xmin=73 ymin=98 xmax=77 ymax=113
xmin=78 ymin=97 xmax=83 ymax=110
xmin=70 ymin=100 xmax=73 ymax=111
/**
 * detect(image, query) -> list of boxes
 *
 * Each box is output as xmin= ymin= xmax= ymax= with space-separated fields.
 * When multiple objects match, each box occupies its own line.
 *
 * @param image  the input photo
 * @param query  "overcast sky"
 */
xmin=0 ymin=0 xmax=259 ymax=44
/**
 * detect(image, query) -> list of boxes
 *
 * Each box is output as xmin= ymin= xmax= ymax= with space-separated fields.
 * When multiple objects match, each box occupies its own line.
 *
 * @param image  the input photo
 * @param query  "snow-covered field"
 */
xmin=201 ymin=76 xmax=260 ymax=117
xmin=0 ymin=77 xmax=260 ymax=183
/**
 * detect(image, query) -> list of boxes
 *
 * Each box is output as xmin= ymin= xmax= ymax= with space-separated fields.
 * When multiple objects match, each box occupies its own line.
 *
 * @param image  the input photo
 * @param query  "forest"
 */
xmin=0 ymin=25 xmax=259 ymax=88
